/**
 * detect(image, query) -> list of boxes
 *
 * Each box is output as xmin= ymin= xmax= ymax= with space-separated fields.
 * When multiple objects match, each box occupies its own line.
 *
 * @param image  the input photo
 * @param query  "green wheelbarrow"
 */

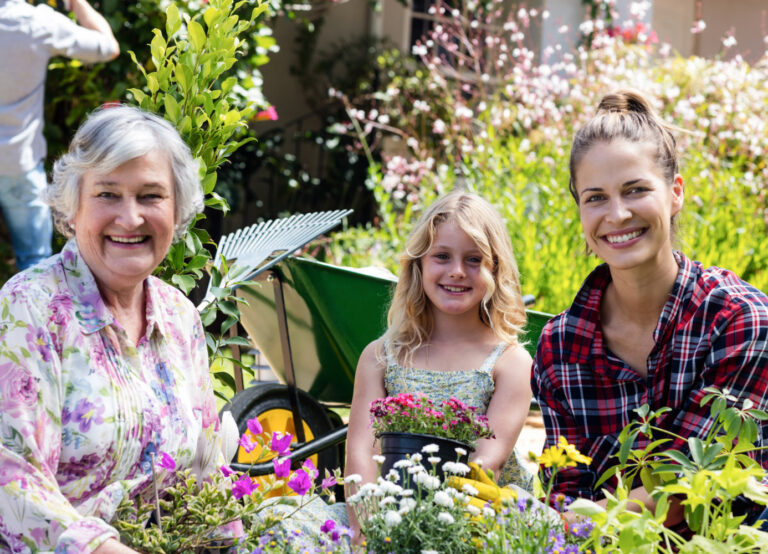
xmin=213 ymin=212 xmax=552 ymax=482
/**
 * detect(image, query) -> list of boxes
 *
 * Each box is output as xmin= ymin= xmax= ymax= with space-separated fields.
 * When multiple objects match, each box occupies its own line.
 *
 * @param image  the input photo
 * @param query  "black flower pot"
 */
xmin=379 ymin=432 xmax=473 ymax=484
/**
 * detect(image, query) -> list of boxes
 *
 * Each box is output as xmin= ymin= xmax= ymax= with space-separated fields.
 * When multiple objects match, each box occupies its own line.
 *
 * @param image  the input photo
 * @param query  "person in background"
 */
xmin=0 ymin=105 xmax=226 ymax=553
xmin=0 ymin=0 xmax=119 ymax=270
xmin=532 ymin=89 xmax=768 ymax=530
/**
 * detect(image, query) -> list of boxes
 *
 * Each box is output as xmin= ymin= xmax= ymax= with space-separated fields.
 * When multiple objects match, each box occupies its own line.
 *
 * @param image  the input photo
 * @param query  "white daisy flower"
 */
xmin=438 ymin=512 xmax=455 ymax=524
xmin=422 ymin=443 xmax=440 ymax=454
xmin=462 ymin=483 xmax=479 ymax=496
xmin=433 ymin=490 xmax=453 ymax=507
xmin=384 ymin=510 xmax=402 ymax=527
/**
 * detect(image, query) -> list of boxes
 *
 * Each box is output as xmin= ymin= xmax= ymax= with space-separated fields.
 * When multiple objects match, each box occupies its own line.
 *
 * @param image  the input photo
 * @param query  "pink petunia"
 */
xmin=271 ymin=431 xmax=293 ymax=456
xmin=273 ymin=457 xmax=291 ymax=479
xmin=157 ymin=452 xmax=176 ymax=471
xmin=220 ymin=465 xmax=234 ymax=477
xmin=231 ymin=474 xmax=259 ymax=500
xmin=287 ymin=468 xmax=311 ymax=496
xmin=247 ymin=417 xmax=263 ymax=436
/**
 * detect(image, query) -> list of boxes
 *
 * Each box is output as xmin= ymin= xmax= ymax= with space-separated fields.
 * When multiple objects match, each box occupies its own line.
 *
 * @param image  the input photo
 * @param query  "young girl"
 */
xmin=346 ymin=191 xmax=534 ymax=536
xmin=532 ymin=89 xmax=768 ymax=528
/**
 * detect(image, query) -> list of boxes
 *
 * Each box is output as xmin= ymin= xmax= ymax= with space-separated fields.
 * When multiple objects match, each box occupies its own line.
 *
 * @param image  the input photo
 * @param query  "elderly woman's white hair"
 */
xmin=48 ymin=104 xmax=204 ymax=241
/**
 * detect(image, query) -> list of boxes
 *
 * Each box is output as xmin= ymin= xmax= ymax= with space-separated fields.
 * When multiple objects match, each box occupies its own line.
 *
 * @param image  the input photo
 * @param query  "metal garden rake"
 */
xmin=200 ymin=209 xmax=352 ymax=308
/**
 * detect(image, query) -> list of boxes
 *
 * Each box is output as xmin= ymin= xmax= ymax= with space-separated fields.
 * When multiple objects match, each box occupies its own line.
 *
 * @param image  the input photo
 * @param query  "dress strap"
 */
xmin=383 ymin=339 xmax=397 ymax=367
xmin=479 ymin=342 xmax=509 ymax=374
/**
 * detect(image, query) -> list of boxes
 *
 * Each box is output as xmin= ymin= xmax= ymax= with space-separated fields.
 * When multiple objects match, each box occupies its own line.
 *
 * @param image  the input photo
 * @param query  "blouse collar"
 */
xmin=61 ymin=239 xmax=169 ymax=339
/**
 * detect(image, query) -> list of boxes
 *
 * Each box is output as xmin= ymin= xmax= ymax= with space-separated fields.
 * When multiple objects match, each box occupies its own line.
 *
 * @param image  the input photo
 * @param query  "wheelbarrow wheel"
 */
xmin=221 ymin=383 xmax=341 ymax=482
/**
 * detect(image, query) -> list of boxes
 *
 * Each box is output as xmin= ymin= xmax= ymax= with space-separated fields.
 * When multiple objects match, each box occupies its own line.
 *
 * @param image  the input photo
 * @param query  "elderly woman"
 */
xmin=0 ymin=106 xmax=224 ymax=553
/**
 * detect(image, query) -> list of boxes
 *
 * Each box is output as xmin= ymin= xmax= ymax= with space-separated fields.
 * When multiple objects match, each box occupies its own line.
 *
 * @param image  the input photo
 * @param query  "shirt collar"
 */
xmin=61 ymin=239 xmax=114 ymax=334
xmin=562 ymin=252 xmax=691 ymax=364
xmin=653 ymin=251 xmax=693 ymax=344
xmin=61 ymin=239 xmax=169 ymax=339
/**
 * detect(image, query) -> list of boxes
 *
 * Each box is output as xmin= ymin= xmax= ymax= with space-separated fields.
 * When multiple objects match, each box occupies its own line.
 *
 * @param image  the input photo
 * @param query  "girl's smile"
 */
xmin=421 ymin=220 xmax=488 ymax=318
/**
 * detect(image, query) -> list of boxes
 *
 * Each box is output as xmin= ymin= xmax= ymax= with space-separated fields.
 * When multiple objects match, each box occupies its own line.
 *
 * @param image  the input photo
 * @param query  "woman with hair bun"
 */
xmin=532 ymin=89 xmax=768 ymax=528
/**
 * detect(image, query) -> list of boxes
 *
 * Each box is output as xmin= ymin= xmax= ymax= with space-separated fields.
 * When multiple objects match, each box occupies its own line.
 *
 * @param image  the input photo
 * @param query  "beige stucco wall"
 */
xmin=696 ymin=0 xmax=767 ymax=63
xmin=651 ymin=0 xmax=695 ymax=57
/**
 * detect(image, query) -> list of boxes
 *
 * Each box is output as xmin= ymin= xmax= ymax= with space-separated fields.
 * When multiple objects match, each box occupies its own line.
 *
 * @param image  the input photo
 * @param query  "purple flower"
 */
xmin=273 ymin=457 xmax=291 ymax=479
xmin=157 ymin=452 xmax=176 ymax=471
xmin=247 ymin=417 xmax=263 ymax=436
xmin=231 ymin=474 xmax=259 ymax=499
xmin=320 ymin=519 xmax=342 ymax=541
xmin=70 ymin=398 xmax=104 ymax=433
xmin=570 ymin=519 xmax=594 ymax=538
xmin=239 ymin=434 xmax=257 ymax=453
xmin=320 ymin=519 xmax=335 ymax=534
xmin=302 ymin=458 xmax=318 ymax=479
xmin=220 ymin=465 xmax=234 ymax=477
xmin=287 ymin=469 xmax=311 ymax=496
xmin=271 ymin=432 xmax=293 ymax=456
xmin=321 ymin=475 xmax=337 ymax=490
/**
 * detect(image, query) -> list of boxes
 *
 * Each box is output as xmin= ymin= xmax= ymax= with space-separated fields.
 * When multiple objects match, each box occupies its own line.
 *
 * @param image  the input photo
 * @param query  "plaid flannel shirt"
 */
xmin=532 ymin=252 xmax=768 ymax=508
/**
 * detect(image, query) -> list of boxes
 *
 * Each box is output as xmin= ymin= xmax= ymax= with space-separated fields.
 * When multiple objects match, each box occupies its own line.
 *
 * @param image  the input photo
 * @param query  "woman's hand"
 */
xmin=93 ymin=539 xmax=139 ymax=553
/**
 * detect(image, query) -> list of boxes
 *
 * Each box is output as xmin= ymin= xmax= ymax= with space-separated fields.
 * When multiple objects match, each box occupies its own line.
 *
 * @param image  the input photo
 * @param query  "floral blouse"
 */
xmin=0 ymin=240 xmax=223 ymax=553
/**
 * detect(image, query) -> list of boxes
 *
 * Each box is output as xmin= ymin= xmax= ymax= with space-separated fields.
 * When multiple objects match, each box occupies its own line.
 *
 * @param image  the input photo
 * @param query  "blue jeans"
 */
xmin=0 ymin=162 xmax=53 ymax=270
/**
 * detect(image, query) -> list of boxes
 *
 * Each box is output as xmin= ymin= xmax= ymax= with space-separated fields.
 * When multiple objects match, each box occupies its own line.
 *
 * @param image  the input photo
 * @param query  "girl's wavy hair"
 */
xmin=380 ymin=191 xmax=527 ymax=366
xmin=47 ymin=104 xmax=203 ymax=242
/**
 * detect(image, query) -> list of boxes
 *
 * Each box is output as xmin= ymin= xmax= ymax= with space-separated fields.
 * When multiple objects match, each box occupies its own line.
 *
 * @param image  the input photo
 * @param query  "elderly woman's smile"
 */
xmin=74 ymin=150 xmax=176 ymax=296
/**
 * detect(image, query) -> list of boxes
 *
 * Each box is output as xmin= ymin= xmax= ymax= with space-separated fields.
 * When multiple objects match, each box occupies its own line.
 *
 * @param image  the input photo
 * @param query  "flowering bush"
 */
xmin=111 ymin=417 xmax=335 ymax=553
xmin=369 ymin=393 xmax=494 ymax=448
xmin=327 ymin=0 xmax=768 ymax=314
xmin=346 ymin=447 xmax=483 ymax=553
xmin=345 ymin=441 xmax=593 ymax=553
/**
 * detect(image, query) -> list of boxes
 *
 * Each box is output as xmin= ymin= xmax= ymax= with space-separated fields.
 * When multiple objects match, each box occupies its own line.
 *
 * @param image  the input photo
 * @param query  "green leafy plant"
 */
xmin=124 ymin=0 xmax=274 ymax=400
xmin=570 ymin=387 xmax=768 ymax=552
xmin=112 ymin=419 xmax=335 ymax=553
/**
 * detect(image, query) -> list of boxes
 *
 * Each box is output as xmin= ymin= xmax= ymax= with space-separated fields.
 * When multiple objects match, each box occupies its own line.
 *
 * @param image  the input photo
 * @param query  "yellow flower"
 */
xmin=538 ymin=444 xmax=569 ymax=468
xmin=559 ymin=436 xmax=592 ymax=466
xmin=537 ymin=437 xmax=592 ymax=469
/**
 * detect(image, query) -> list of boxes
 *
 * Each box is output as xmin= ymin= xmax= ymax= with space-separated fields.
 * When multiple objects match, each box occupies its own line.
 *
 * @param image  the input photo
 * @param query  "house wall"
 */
xmin=651 ymin=0 xmax=695 ymax=57
xmin=259 ymin=0 xmax=373 ymax=129
xmin=696 ymin=0 xmax=767 ymax=63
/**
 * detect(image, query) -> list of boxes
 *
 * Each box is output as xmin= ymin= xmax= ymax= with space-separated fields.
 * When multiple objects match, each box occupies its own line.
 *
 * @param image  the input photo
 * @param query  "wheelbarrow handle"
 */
xmin=231 ymin=425 xmax=348 ymax=476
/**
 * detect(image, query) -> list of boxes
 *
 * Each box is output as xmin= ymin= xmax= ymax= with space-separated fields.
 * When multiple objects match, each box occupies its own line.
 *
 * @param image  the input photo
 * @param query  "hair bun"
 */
xmin=596 ymin=89 xmax=653 ymax=116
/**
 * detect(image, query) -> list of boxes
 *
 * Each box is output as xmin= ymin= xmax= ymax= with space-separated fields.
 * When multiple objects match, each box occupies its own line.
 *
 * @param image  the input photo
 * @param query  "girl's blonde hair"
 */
xmin=381 ymin=191 xmax=527 ymax=365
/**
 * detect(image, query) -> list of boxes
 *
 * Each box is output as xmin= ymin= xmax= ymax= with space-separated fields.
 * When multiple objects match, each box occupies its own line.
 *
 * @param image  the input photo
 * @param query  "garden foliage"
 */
xmin=327 ymin=0 xmax=768 ymax=315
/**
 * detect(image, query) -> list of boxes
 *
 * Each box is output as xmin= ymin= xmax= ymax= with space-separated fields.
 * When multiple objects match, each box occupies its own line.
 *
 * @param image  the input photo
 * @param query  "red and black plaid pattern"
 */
xmin=532 ymin=252 xmax=768 ymax=506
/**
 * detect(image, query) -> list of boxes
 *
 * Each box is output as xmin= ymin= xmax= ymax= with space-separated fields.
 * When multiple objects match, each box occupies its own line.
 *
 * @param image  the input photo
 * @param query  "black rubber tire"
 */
xmin=221 ymin=383 xmax=341 ymax=479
